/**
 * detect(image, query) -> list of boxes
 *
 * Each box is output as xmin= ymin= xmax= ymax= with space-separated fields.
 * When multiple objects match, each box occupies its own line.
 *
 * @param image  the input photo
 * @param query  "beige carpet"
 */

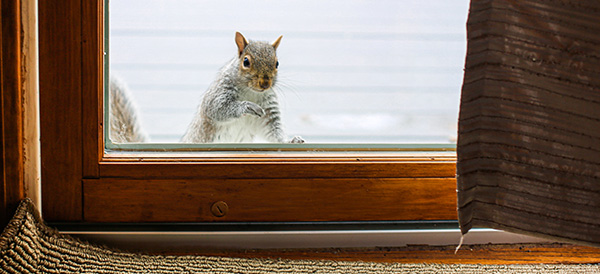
xmin=1 ymin=199 xmax=599 ymax=273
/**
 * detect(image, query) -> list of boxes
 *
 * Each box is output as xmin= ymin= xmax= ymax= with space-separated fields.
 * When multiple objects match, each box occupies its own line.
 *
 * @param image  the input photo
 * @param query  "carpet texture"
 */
xmin=1 ymin=199 xmax=599 ymax=273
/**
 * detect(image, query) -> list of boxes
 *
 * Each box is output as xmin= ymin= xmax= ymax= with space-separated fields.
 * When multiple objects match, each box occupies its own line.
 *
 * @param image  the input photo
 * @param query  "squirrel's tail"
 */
xmin=109 ymin=76 xmax=149 ymax=143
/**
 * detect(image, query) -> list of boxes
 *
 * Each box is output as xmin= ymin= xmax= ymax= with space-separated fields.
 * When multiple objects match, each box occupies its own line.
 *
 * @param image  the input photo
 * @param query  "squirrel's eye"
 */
xmin=243 ymin=57 xmax=250 ymax=68
xmin=276 ymin=61 xmax=279 ymax=69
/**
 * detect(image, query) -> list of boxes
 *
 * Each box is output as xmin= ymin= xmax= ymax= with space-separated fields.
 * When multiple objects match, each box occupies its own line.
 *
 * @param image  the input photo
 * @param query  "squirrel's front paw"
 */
xmin=242 ymin=101 xmax=265 ymax=117
xmin=289 ymin=136 xmax=305 ymax=144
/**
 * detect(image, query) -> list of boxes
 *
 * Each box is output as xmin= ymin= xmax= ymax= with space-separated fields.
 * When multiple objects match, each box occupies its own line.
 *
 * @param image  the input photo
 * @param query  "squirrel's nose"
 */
xmin=259 ymin=79 xmax=271 ymax=90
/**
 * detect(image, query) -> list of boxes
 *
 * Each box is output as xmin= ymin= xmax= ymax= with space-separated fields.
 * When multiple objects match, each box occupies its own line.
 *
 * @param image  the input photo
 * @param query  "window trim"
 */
xmin=39 ymin=0 xmax=458 ymax=224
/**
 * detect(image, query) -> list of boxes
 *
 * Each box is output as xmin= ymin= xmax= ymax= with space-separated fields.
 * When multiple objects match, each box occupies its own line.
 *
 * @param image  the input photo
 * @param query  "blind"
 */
xmin=457 ymin=0 xmax=600 ymax=246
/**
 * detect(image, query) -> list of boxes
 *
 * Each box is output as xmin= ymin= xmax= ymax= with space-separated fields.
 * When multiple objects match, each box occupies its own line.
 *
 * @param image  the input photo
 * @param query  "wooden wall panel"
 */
xmin=39 ymin=0 xmax=83 ymax=221
xmin=1 ymin=0 xmax=25 ymax=227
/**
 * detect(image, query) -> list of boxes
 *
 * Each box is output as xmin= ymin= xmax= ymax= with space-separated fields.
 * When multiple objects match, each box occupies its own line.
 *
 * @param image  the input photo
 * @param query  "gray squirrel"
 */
xmin=109 ymin=76 xmax=149 ymax=143
xmin=181 ymin=32 xmax=304 ymax=143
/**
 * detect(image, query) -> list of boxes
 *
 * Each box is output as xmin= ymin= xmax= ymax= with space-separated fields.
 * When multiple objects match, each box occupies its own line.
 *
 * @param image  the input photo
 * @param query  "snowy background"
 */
xmin=109 ymin=0 xmax=470 ymax=143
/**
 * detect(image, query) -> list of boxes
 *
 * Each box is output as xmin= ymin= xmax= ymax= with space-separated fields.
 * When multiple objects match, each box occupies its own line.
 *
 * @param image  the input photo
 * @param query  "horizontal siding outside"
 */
xmin=109 ymin=0 xmax=469 ymax=143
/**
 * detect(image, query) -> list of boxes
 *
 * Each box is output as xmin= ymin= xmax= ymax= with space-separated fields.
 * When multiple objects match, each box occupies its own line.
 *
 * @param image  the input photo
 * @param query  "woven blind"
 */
xmin=457 ymin=0 xmax=600 ymax=246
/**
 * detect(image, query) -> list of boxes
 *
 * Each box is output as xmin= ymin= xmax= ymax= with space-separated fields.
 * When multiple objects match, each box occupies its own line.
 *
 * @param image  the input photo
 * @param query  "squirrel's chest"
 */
xmin=213 ymin=115 xmax=265 ymax=143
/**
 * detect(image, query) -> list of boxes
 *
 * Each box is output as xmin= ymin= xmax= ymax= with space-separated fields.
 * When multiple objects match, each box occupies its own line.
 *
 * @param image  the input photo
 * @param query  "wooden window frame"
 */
xmin=39 ymin=0 xmax=458 ymax=225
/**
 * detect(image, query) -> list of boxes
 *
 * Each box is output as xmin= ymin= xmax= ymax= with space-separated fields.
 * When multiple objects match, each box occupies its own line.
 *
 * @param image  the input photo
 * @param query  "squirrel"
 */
xmin=181 ymin=32 xmax=304 ymax=144
xmin=109 ymin=76 xmax=149 ymax=143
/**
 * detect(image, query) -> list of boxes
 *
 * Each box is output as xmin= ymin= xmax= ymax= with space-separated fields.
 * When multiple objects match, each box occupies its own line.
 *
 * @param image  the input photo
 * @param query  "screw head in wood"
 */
xmin=211 ymin=201 xmax=229 ymax=217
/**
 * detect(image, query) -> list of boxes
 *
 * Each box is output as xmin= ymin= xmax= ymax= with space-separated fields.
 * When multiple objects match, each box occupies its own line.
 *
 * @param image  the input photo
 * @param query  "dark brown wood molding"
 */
xmin=1 ymin=0 xmax=25 ymax=228
xmin=39 ymin=0 xmax=84 ymax=221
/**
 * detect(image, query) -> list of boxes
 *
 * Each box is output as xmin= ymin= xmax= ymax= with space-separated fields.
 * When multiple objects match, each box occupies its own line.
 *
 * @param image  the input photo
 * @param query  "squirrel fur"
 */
xmin=181 ymin=32 xmax=303 ymax=143
xmin=109 ymin=76 xmax=149 ymax=143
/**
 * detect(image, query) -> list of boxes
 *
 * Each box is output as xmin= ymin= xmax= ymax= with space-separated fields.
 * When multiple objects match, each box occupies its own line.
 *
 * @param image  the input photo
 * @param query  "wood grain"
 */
xmin=21 ymin=0 xmax=41 ymax=213
xmin=1 ymin=0 xmax=25 ymax=227
xmin=177 ymin=243 xmax=600 ymax=265
xmin=81 ymin=0 xmax=103 ymax=178
xmin=83 ymin=178 xmax=457 ymax=222
xmin=98 ymin=161 xmax=456 ymax=180
xmin=39 ymin=0 xmax=83 ymax=221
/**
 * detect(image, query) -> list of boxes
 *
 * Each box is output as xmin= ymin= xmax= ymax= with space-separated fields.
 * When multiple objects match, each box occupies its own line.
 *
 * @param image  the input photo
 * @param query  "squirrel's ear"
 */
xmin=272 ymin=35 xmax=283 ymax=50
xmin=235 ymin=32 xmax=249 ymax=57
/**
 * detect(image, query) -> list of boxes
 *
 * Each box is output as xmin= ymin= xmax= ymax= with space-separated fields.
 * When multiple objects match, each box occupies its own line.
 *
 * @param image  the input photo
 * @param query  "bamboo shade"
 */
xmin=457 ymin=0 xmax=600 ymax=246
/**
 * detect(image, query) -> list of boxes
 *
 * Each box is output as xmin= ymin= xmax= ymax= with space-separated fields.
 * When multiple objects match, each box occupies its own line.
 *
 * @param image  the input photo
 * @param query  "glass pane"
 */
xmin=107 ymin=0 xmax=469 ymax=148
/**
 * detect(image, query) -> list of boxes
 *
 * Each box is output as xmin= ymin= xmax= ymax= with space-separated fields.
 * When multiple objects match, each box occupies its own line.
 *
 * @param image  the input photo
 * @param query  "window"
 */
xmin=108 ymin=0 xmax=467 ymax=145
xmin=39 ymin=0 xmax=459 ymax=226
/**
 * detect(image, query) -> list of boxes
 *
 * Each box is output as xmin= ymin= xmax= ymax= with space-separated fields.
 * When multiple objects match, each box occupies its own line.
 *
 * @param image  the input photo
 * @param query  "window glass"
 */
xmin=107 ymin=0 xmax=469 ymax=147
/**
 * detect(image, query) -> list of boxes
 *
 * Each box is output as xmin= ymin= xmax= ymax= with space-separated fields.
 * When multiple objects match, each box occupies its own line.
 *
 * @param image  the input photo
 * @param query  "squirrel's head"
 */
xmin=235 ymin=32 xmax=282 ymax=92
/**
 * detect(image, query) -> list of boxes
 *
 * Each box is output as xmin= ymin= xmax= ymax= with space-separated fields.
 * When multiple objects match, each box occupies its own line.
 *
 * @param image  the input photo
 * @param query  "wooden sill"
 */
xmin=167 ymin=243 xmax=600 ymax=265
xmin=66 ymin=229 xmax=600 ymax=264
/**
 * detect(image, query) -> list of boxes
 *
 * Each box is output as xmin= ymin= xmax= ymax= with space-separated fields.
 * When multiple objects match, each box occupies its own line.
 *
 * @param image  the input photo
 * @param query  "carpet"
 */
xmin=1 ymin=199 xmax=599 ymax=273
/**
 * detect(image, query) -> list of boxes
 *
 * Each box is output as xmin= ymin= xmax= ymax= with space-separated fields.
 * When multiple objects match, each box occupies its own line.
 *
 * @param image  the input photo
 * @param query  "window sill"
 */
xmin=62 ymin=228 xmax=549 ymax=252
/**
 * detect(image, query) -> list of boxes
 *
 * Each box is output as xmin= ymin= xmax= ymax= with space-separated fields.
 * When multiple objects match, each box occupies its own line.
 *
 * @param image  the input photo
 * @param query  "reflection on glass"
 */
xmin=108 ymin=0 xmax=469 ymax=145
